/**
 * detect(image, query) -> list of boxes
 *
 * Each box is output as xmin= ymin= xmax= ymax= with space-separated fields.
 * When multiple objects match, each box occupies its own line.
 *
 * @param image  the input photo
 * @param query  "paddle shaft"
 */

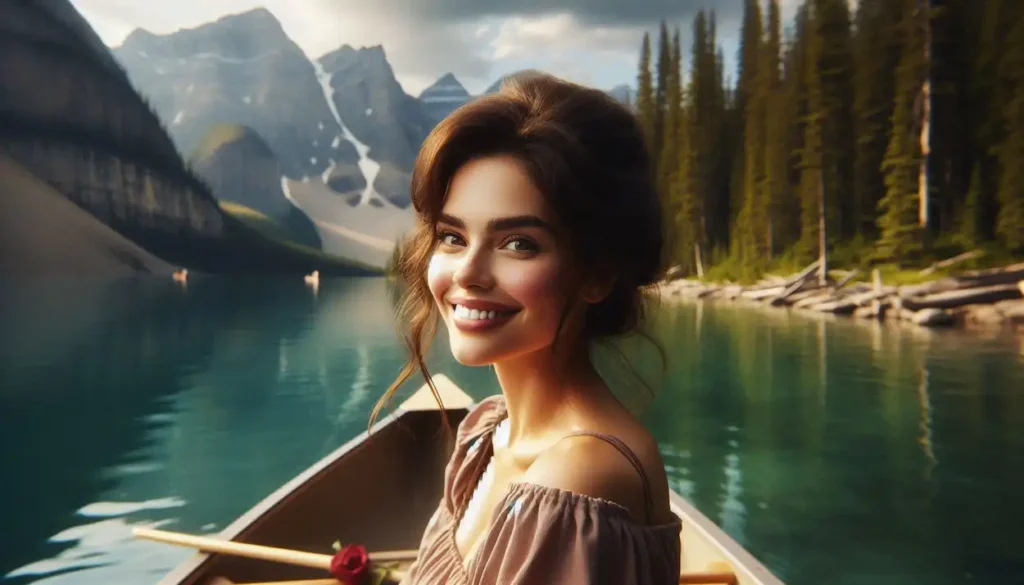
xmin=236 ymin=569 xmax=726 ymax=585
xmin=679 ymin=572 xmax=737 ymax=584
xmin=137 ymin=528 xmax=732 ymax=585
xmin=132 ymin=527 xmax=418 ymax=566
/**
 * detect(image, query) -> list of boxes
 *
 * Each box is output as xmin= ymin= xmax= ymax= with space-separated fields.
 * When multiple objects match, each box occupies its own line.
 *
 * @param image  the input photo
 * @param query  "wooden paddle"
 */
xmin=136 ymin=528 xmax=735 ymax=585
xmin=231 ymin=569 xmax=737 ymax=585
xmin=132 ymin=527 xmax=414 ymax=572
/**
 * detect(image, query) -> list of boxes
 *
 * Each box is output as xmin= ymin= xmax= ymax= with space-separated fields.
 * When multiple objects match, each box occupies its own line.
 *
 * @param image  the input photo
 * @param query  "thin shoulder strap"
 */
xmin=562 ymin=431 xmax=654 ymax=523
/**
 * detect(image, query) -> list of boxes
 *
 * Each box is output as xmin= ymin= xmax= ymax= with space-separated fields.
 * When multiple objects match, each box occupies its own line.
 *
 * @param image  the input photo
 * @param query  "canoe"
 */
xmin=152 ymin=375 xmax=785 ymax=585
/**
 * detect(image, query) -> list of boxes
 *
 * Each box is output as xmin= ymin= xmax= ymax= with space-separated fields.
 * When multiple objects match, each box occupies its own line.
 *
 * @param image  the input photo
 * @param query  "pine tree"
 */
xmin=778 ymin=5 xmax=811 ymax=253
xmin=676 ymin=10 xmax=715 ymax=275
xmin=929 ymin=0 xmax=975 ymax=232
xmin=733 ymin=0 xmax=766 ymax=264
xmin=798 ymin=2 xmax=825 ymax=261
xmin=654 ymin=21 xmax=672 ymax=165
xmin=966 ymin=0 xmax=1013 ymax=242
xmin=762 ymin=0 xmax=786 ymax=259
xmin=995 ymin=12 xmax=1024 ymax=251
xmin=817 ymin=0 xmax=856 ymax=241
xmin=877 ymin=0 xmax=927 ymax=263
xmin=852 ymin=0 xmax=903 ymax=239
xmin=731 ymin=0 xmax=765 ymax=239
xmin=659 ymin=29 xmax=684 ymax=253
xmin=707 ymin=13 xmax=734 ymax=253
xmin=636 ymin=33 xmax=656 ymax=159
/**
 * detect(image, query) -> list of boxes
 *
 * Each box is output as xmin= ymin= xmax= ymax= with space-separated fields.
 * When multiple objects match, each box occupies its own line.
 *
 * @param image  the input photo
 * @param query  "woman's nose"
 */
xmin=452 ymin=246 xmax=495 ymax=291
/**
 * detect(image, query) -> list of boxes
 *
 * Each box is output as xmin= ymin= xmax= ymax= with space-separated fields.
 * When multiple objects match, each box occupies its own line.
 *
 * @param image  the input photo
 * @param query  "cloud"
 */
xmin=71 ymin=0 xmax=808 ymax=96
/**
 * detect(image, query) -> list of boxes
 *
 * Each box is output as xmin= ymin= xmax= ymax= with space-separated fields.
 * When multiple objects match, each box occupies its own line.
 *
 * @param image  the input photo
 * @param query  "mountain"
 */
xmin=113 ymin=9 xmax=432 ymax=208
xmin=189 ymin=124 xmax=322 ymax=250
xmin=418 ymin=73 xmax=471 ymax=124
xmin=482 ymin=69 xmax=547 ymax=95
xmin=112 ymin=9 xmax=353 ymax=184
xmin=315 ymin=44 xmax=434 ymax=207
xmin=0 ymin=0 xmax=380 ymax=277
xmin=607 ymin=84 xmax=635 ymax=107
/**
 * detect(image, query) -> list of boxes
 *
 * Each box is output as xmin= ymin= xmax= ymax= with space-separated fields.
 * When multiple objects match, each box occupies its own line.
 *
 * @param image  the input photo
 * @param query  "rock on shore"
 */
xmin=660 ymin=260 xmax=1024 ymax=331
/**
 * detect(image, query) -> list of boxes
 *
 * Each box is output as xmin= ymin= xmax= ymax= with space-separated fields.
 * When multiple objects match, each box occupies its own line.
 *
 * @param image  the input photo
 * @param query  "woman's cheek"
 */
xmin=501 ymin=258 xmax=562 ymax=303
xmin=426 ymin=254 xmax=450 ymax=302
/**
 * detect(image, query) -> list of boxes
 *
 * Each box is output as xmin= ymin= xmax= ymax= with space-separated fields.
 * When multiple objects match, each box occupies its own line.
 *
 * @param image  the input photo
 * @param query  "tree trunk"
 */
xmin=817 ymin=168 xmax=828 ymax=285
xmin=918 ymin=0 xmax=931 ymax=229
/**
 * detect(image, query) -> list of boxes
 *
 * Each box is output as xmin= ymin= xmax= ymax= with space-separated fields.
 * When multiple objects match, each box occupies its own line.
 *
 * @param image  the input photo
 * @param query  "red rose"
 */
xmin=330 ymin=544 xmax=370 ymax=585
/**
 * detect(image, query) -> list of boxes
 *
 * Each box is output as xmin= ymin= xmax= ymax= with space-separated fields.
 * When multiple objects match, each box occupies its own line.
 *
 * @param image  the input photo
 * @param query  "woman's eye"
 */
xmin=503 ymin=237 xmax=538 ymax=253
xmin=436 ymin=231 xmax=463 ymax=246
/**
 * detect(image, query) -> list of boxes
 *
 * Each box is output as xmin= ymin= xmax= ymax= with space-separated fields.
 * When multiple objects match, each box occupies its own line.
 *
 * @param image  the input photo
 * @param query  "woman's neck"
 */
xmin=492 ymin=342 xmax=609 ymax=446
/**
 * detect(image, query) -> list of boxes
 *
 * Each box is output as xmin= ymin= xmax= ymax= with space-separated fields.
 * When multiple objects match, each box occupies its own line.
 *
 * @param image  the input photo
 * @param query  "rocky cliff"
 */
xmin=0 ymin=0 xmax=379 ymax=277
xmin=0 ymin=154 xmax=175 ymax=278
xmin=0 ymin=0 xmax=226 ymax=267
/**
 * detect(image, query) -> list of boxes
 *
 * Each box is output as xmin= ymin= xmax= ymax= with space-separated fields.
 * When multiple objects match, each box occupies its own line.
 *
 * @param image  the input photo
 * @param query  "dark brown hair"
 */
xmin=369 ymin=72 xmax=666 ymax=431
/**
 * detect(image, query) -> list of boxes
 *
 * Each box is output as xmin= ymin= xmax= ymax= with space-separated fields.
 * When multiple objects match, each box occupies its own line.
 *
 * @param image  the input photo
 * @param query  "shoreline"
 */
xmin=660 ymin=260 xmax=1024 ymax=333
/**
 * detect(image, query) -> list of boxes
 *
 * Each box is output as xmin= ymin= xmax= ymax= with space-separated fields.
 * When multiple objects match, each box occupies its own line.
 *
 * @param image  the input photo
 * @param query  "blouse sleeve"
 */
xmin=467 ymin=484 xmax=681 ymax=585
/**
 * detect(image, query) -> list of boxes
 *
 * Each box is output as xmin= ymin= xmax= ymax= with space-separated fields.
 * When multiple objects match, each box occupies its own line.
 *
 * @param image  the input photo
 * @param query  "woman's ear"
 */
xmin=581 ymin=272 xmax=616 ymax=304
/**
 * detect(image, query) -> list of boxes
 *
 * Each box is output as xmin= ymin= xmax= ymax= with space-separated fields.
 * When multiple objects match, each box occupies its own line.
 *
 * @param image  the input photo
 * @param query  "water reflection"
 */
xmin=0 ymin=276 xmax=419 ymax=584
xmin=645 ymin=299 xmax=1024 ymax=584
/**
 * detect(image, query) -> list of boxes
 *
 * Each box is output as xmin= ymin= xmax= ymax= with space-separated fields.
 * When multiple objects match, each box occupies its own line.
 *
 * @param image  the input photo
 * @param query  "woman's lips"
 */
xmin=450 ymin=302 xmax=520 ymax=332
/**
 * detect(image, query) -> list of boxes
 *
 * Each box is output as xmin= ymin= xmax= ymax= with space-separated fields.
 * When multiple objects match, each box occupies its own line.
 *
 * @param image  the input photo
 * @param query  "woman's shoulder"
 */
xmin=521 ymin=423 xmax=675 ymax=526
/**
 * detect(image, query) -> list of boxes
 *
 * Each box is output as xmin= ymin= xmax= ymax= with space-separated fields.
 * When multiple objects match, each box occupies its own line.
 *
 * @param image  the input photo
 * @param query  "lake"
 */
xmin=1 ymin=276 xmax=1022 ymax=585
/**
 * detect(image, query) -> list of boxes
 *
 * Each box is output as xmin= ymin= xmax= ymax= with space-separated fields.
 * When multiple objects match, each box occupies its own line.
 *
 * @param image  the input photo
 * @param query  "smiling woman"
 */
xmin=376 ymin=72 xmax=678 ymax=585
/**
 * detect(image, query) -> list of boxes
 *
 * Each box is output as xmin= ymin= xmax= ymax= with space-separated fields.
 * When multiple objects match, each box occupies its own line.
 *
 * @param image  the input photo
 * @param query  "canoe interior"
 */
xmin=161 ymin=407 xmax=468 ymax=585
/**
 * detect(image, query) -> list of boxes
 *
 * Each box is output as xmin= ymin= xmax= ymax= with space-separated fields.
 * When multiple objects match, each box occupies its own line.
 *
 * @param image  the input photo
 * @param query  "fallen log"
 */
xmin=786 ymin=260 xmax=822 ymax=286
xmin=833 ymin=283 xmax=873 ymax=298
xmin=741 ymin=285 xmax=787 ymax=301
xmin=901 ymin=283 xmax=1023 ymax=311
xmin=898 ymin=277 xmax=961 ymax=298
xmin=808 ymin=299 xmax=858 ymax=314
xmin=958 ymin=261 xmax=1024 ymax=281
xmin=919 ymin=250 xmax=984 ymax=276
xmin=846 ymin=287 xmax=898 ymax=307
xmin=792 ymin=291 xmax=836 ymax=309
xmin=766 ymin=262 xmax=824 ymax=305
xmin=831 ymin=268 xmax=862 ymax=292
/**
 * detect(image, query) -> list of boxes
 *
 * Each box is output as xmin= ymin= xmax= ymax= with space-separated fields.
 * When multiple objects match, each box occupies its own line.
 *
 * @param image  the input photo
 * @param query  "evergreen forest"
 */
xmin=635 ymin=0 xmax=1024 ymax=282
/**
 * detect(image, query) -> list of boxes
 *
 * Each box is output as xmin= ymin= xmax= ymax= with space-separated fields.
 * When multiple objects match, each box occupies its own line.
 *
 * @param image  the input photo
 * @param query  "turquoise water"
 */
xmin=1 ymin=276 xmax=1022 ymax=585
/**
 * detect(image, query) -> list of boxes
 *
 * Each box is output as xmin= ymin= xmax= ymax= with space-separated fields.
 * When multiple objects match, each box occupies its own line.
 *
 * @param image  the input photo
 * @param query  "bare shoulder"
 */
xmin=521 ymin=426 xmax=674 ymax=525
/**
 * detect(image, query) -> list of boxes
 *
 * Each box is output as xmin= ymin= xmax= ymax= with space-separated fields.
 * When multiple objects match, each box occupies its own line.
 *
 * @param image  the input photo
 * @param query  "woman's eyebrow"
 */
xmin=438 ymin=213 xmax=553 ymax=233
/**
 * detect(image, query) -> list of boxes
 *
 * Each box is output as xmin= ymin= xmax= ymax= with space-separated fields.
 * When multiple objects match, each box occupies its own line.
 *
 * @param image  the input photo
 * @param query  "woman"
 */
xmin=379 ymin=72 xmax=681 ymax=585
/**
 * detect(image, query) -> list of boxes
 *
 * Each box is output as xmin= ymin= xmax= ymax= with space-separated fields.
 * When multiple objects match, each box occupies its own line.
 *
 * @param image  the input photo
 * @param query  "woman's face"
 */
xmin=426 ymin=155 xmax=572 ymax=367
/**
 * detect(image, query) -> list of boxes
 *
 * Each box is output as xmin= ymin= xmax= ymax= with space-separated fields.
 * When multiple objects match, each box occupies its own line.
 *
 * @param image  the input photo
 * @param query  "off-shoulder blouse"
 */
xmin=400 ymin=395 xmax=682 ymax=585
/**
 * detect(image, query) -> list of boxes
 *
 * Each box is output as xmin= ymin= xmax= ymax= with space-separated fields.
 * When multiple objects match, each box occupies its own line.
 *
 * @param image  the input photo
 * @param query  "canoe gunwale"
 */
xmin=670 ymin=492 xmax=785 ymax=585
xmin=157 ymin=402 xmax=462 ymax=585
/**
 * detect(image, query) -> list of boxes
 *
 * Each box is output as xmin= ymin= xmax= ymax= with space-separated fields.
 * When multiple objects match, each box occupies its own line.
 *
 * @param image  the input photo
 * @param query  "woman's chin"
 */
xmin=449 ymin=345 xmax=499 ymax=367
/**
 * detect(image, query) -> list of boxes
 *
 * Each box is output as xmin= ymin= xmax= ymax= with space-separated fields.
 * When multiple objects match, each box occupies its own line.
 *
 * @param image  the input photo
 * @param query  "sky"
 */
xmin=70 ymin=0 xmax=803 ymax=97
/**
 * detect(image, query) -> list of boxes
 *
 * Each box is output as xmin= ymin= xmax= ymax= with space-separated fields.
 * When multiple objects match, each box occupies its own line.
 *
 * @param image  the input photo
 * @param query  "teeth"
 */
xmin=454 ymin=305 xmax=505 ymax=320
